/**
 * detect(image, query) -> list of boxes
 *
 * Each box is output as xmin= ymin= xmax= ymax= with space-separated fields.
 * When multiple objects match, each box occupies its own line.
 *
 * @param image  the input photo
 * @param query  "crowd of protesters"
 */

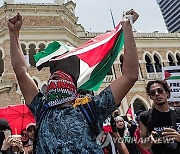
xmin=1 ymin=85 xmax=180 ymax=154
xmin=0 ymin=6 xmax=179 ymax=154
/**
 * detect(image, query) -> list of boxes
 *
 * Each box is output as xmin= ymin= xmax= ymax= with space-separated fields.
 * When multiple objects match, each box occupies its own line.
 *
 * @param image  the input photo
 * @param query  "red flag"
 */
xmin=126 ymin=104 xmax=135 ymax=121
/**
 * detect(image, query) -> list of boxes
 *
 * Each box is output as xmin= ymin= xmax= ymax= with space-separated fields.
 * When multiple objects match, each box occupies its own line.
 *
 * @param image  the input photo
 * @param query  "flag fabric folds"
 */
xmin=126 ymin=104 xmax=136 ymax=122
xmin=34 ymin=22 xmax=124 ymax=91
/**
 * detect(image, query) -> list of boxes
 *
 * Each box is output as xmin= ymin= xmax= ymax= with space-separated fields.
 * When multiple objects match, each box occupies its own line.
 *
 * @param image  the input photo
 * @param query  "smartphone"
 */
xmin=4 ymin=130 xmax=11 ymax=139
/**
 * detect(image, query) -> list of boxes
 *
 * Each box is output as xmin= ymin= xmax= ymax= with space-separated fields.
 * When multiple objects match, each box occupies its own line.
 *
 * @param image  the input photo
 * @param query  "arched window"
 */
xmin=145 ymin=55 xmax=154 ymax=73
xmin=107 ymin=67 xmax=113 ymax=75
xmin=176 ymin=54 xmax=180 ymax=65
xmin=168 ymin=54 xmax=175 ymax=66
xmin=0 ymin=50 xmax=4 ymax=77
xmin=133 ymin=98 xmax=146 ymax=114
xmin=29 ymin=44 xmax=36 ymax=67
xmin=33 ymin=79 xmax=38 ymax=87
xmin=154 ymin=55 xmax=162 ymax=72
xmin=21 ymin=44 xmax=26 ymax=55
xmin=119 ymin=54 xmax=123 ymax=71
xmin=41 ymin=84 xmax=47 ymax=93
xmin=39 ymin=43 xmax=46 ymax=52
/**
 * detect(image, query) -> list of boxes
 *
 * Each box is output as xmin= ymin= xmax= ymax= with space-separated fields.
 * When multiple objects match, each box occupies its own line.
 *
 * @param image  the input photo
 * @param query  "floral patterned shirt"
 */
xmin=28 ymin=86 xmax=116 ymax=154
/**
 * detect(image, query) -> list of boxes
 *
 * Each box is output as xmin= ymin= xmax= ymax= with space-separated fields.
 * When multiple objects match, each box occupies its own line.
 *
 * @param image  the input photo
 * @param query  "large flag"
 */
xmin=34 ymin=22 xmax=124 ymax=91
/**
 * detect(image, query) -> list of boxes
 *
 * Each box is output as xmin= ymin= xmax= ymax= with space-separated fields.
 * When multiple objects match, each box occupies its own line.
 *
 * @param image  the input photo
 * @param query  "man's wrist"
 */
xmin=122 ymin=24 xmax=133 ymax=31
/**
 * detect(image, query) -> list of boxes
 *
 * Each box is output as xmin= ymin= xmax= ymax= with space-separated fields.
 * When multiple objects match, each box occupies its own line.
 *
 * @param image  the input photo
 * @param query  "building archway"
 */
xmin=168 ymin=53 xmax=175 ymax=66
xmin=38 ymin=43 xmax=46 ymax=52
xmin=29 ymin=43 xmax=36 ymax=67
xmin=145 ymin=54 xmax=154 ymax=73
xmin=133 ymin=98 xmax=147 ymax=114
xmin=119 ymin=54 xmax=123 ymax=72
xmin=176 ymin=53 xmax=180 ymax=65
xmin=153 ymin=54 xmax=162 ymax=72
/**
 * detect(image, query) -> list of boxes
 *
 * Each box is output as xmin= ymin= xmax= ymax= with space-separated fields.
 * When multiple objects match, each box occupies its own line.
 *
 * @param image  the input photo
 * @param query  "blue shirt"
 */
xmin=28 ymin=86 xmax=116 ymax=154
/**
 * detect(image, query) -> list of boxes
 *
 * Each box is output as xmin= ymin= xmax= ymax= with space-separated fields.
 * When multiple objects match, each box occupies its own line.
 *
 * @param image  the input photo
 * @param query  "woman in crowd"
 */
xmin=111 ymin=115 xmax=140 ymax=154
xmin=20 ymin=129 xmax=32 ymax=154
xmin=25 ymin=123 xmax=35 ymax=146
xmin=0 ymin=118 xmax=24 ymax=154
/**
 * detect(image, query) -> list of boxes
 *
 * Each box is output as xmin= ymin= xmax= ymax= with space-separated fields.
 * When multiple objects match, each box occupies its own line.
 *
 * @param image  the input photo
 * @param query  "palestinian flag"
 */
xmin=34 ymin=22 xmax=124 ymax=91
xmin=34 ymin=41 xmax=75 ymax=71
xmin=163 ymin=67 xmax=180 ymax=80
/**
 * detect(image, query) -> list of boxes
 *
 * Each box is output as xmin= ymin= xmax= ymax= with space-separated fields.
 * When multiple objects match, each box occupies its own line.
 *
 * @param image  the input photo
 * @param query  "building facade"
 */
xmin=156 ymin=0 xmax=180 ymax=33
xmin=0 ymin=0 xmax=180 ymax=115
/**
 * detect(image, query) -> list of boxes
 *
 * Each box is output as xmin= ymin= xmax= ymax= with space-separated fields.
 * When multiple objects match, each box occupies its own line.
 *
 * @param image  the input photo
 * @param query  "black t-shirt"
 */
xmin=140 ymin=108 xmax=180 ymax=154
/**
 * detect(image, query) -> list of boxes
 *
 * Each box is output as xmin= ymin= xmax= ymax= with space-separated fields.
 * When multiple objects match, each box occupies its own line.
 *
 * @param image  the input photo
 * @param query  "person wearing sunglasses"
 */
xmin=139 ymin=80 xmax=180 ymax=154
xmin=20 ymin=129 xmax=33 ymax=154
xmin=25 ymin=123 xmax=35 ymax=146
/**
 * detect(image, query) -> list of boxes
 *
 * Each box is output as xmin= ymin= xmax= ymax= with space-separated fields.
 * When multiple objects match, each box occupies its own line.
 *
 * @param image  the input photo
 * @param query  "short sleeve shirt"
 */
xmin=140 ymin=108 xmax=180 ymax=154
xmin=28 ymin=86 xmax=116 ymax=154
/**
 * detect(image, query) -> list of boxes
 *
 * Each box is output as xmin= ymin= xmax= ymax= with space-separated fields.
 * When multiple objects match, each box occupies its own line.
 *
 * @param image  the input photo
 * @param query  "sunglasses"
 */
xmin=149 ymin=88 xmax=164 ymax=96
xmin=27 ymin=128 xmax=35 ymax=132
xmin=169 ymin=102 xmax=179 ymax=105
xmin=21 ymin=133 xmax=28 ymax=137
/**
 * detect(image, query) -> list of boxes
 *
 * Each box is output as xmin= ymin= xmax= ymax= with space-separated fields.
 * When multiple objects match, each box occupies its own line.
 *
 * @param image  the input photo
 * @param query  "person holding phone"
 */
xmin=0 ymin=118 xmax=24 ymax=154
xmin=140 ymin=80 xmax=180 ymax=154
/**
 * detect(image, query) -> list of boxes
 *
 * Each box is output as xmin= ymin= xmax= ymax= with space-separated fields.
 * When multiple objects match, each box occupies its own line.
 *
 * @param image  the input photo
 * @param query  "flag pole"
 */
xmin=110 ymin=9 xmax=117 ymax=80
xmin=110 ymin=9 xmax=116 ymax=28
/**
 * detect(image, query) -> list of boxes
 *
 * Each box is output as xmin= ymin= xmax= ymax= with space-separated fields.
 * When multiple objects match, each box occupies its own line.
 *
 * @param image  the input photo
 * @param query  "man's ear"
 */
xmin=166 ymin=91 xmax=170 ymax=99
xmin=149 ymin=95 xmax=153 ymax=100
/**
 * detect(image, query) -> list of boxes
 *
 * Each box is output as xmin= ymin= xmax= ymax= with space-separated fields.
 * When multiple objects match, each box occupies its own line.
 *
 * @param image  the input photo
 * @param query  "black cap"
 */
xmin=50 ymin=55 xmax=80 ymax=84
xmin=0 ymin=118 xmax=11 ymax=130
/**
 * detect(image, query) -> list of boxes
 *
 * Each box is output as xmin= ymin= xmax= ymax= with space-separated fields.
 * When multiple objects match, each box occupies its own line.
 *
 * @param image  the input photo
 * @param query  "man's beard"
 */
xmin=156 ymin=101 xmax=166 ymax=106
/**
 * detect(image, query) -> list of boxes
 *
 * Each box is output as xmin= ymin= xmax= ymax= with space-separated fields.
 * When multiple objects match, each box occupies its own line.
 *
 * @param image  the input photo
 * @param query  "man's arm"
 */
xmin=8 ymin=12 xmax=38 ymax=105
xmin=111 ymin=132 xmax=129 ymax=154
xmin=139 ymin=121 xmax=154 ymax=149
xmin=110 ymin=9 xmax=139 ymax=106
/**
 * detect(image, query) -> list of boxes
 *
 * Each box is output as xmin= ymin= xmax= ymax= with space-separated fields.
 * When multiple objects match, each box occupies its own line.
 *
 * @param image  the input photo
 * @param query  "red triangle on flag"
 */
xmin=164 ymin=71 xmax=171 ymax=79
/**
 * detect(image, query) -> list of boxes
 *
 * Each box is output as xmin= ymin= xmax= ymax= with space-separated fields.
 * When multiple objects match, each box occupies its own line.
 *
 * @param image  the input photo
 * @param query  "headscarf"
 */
xmin=0 ymin=118 xmax=11 ymax=149
xmin=114 ymin=116 xmax=129 ymax=138
xmin=114 ymin=116 xmax=124 ymax=123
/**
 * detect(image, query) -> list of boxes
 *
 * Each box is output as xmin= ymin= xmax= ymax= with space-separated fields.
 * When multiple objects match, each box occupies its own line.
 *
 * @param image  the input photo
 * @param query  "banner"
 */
xmin=162 ymin=66 xmax=180 ymax=102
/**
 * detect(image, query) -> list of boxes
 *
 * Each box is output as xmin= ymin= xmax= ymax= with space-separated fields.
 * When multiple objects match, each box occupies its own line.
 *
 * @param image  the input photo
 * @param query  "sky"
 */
xmin=0 ymin=0 xmax=168 ymax=33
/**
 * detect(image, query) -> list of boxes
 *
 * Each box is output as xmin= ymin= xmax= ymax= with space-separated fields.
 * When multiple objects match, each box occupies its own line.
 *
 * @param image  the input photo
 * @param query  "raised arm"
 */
xmin=110 ymin=9 xmax=139 ymax=106
xmin=111 ymin=132 xmax=129 ymax=154
xmin=8 ymin=12 xmax=38 ymax=105
xmin=140 ymin=122 xmax=154 ymax=149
